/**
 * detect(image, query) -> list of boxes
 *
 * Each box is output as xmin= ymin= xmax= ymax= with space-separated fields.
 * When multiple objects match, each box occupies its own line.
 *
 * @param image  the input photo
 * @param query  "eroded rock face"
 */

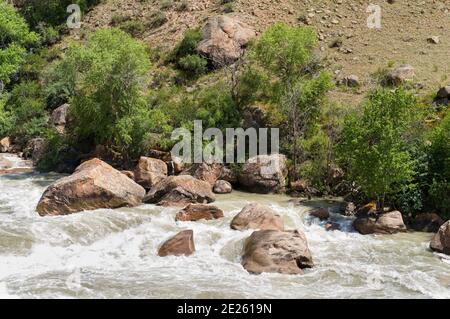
xmin=158 ymin=230 xmax=195 ymax=257
xmin=197 ymin=15 xmax=256 ymax=66
xmin=213 ymin=180 xmax=232 ymax=194
xmin=134 ymin=156 xmax=168 ymax=189
xmin=36 ymin=158 xmax=146 ymax=216
xmin=144 ymin=175 xmax=215 ymax=207
xmin=409 ymin=213 xmax=444 ymax=233
xmin=430 ymin=221 xmax=450 ymax=255
xmin=242 ymin=229 xmax=314 ymax=275
xmin=238 ymin=154 xmax=288 ymax=194
xmin=231 ymin=203 xmax=284 ymax=231
xmin=175 ymin=204 xmax=224 ymax=222
xmin=181 ymin=162 xmax=223 ymax=186
xmin=353 ymin=211 xmax=407 ymax=235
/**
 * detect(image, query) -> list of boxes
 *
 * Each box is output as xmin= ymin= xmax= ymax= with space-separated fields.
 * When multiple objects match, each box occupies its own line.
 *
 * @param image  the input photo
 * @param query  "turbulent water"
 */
xmin=0 ymin=154 xmax=449 ymax=299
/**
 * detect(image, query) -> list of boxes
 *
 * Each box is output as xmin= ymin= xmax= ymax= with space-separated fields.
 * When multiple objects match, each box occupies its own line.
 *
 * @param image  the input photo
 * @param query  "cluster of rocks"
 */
xmin=157 ymin=201 xmax=314 ymax=276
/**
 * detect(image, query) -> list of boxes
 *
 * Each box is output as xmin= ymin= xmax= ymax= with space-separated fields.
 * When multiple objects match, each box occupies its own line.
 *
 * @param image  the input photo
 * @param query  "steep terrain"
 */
xmin=73 ymin=0 xmax=450 ymax=104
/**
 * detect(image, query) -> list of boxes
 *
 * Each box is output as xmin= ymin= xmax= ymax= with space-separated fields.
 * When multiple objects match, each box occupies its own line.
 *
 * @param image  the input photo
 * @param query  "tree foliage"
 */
xmin=337 ymin=88 xmax=418 ymax=209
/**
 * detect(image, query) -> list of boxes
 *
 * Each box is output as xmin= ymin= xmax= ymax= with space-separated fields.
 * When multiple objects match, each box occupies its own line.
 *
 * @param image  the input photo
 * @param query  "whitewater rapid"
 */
xmin=0 ymin=154 xmax=449 ymax=299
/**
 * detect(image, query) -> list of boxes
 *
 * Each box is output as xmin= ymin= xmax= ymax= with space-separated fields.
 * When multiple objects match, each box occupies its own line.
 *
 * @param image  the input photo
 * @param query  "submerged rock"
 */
xmin=175 ymin=204 xmax=224 ymax=222
xmin=231 ymin=202 xmax=284 ymax=231
xmin=36 ymin=158 xmax=145 ymax=216
xmin=430 ymin=221 xmax=450 ymax=255
xmin=308 ymin=208 xmax=330 ymax=221
xmin=158 ymin=230 xmax=195 ymax=257
xmin=242 ymin=229 xmax=314 ymax=275
xmin=144 ymin=175 xmax=215 ymax=207
xmin=353 ymin=211 xmax=407 ymax=235
xmin=238 ymin=154 xmax=288 ymax=194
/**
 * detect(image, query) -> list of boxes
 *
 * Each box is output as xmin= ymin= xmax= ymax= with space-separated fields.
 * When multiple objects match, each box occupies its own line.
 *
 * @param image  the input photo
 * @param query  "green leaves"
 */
xmin=0 ymin=0 xmax=39 ymax=84
xmin=251 ymin=23 xmax=316 ymax=82
xmin=55 ymin=28 xmax=152 ymax=157
xmin=337 ymin=88 xmax=418 ymax=203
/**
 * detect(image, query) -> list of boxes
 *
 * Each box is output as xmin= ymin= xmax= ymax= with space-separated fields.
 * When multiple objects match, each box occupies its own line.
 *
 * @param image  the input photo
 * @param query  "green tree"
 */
xmin=427 ymin=112 xmax=450 ymax=218
xmin=56 ymin=28 xmax=156 ymax=158
xmin=337 ymin=88 xmax=418 ymax=210
xmin=0 ymin=0 xmax=39 ymax=85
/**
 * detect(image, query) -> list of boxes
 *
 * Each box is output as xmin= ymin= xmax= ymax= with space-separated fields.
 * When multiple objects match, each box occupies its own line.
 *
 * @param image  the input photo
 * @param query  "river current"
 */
xmin=0 ymin=153 xmax=449 ymax=299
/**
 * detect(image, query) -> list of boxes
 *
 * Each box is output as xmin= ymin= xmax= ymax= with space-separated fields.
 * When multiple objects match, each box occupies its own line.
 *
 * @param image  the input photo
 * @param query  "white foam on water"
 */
xmin=1 ymin=156 xmax=450 ymax=298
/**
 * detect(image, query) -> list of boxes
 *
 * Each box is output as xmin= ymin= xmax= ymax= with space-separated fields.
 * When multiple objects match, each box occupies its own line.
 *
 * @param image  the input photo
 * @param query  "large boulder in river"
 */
xmin=242 ymin=229 xmax=314 ymax=275
xmin=134 ymin=156 xmax=168 ymax=189
xmin=430 ymin=221 xmax=450 ymax=255
xmin=175 ymin=204 xmax=224 ymax=222
xmin=36 ymin=158 xmax=146 ymax=216
xmin=197 ymin=15 xmax=256 ymax=66
xmin=181 ymin=162 xmax=223 ymax=186
xmin=408 ymin=213 xmax=444 ymax=233
xmin=158 ymin=230 xmax=195 ymax=257
xmin=144 ymin=175 xmax=215 ymax=206
xmin=231 ymin=202 xmax=284 ymax=231
xmin=353 ymin=211 xmax=407 ymax=235
xmin=238 ymin=154 xmax=288 ymax=193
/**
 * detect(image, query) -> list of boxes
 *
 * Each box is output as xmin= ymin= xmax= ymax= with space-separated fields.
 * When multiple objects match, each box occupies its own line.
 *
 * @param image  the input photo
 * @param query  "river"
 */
xmin=0 ymin=154 xmax=449 ymax=299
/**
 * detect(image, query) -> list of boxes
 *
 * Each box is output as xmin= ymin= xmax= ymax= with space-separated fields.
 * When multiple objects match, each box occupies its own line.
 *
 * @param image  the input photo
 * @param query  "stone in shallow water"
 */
xmin=158 ymin=230 xmax=195 ymax=257
xmin=175 ymin=204 xmax=224 ymax=222
xmin=430 ymin=221 xmax=450 ymax=255
xmin=231 ymin=202 xmax=284 ymax=231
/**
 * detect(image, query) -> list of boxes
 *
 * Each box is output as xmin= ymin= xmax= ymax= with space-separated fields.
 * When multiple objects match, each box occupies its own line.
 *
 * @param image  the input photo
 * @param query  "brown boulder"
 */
xmin=158 ymin=230 xmax=195 ymax=257
xmin=353 ymin=211 xmax=407 ymax=235
xmin=197 ymin=16 xmax=256 ymax=67
xmin=134 ymin=156 xmax=167 ymax=189
xmin=0 ymin=137 xmax=11 ymax=153
xmin=144 ymin=175 xmax=215 ymax=207
xmin=409 ymin=213 xmax=444 ymax=233
xmin=175 ymin=204 xmax=224 ymax=222
xmin=242 ymin=230 xmax=314 ymax=275
xmin=430 ymin=221 xmax=450 ymax=255
xmin=231 ymin=202 xmax=284 ymax=231
xmin=213 ymin=180 xmax=232 ymax=194
xmin=36 ymin=158 xmax=146 ymax=216
xmin=308 ymin=208 xmax=330 ymax=220
xmin=238 ymin=154 xmax=288 ymax=194
xmin=50 ymin=103 xmax=70 ymax=133
xmin=181 ymin=162 xmax=223 ymax=186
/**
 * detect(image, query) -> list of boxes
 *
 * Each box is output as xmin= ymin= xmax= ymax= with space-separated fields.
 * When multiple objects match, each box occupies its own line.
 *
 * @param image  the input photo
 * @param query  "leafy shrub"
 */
xmin=337 ymin=88 xmax=419 ymax=209
xmin=53 ymin=28 xmax=154 ymax=157
xmin=0 ymin=0 xmax=40 ymax=85
xmin=170 ymin=29 xmax=203 ymax=62
xmin=178 ymin=54 xmax=208 ymax=76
